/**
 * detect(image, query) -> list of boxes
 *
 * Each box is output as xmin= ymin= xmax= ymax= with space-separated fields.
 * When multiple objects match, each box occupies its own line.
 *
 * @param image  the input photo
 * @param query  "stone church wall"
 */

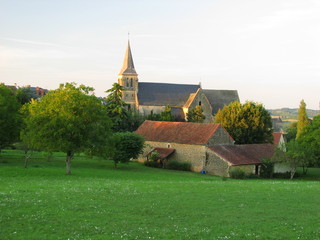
xmin=138 ymin=105 xmax=165 ymax=116
xmin=189 ymin=90 xmax=213 ymax=123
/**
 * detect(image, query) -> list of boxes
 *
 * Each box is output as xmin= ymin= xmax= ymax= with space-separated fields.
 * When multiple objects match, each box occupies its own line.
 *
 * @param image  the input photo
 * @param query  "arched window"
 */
xmin=130 ymin=78 xmax=133 ymax=88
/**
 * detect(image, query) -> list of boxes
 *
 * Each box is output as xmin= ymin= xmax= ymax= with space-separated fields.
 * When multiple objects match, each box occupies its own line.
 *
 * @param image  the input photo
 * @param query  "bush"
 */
xmin=144 ymin=160 xmax=161 ymax=168
xmin=229 ymin=168 xmax=246 ymax=179
xmin=273 ymin=171 xmax=300 ymax=179
xmin=166 ymin=160 xmax=191 ymax=171
xmin=260 ymin=158 xmax=274 ymax=178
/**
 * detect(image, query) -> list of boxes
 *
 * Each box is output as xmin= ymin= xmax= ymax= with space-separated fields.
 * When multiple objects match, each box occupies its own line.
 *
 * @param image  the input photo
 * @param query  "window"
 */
xmin=167 ymin=144 xmax=171 ymax=148
xmin=199 ymin=101 xmax=202 ymax=106
xmin=130 ymin=78 xmax=133 ymax=88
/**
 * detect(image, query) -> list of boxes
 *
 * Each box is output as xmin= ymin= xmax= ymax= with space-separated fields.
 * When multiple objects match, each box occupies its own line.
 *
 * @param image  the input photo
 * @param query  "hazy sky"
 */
xmin=1 ymin=0 xmax=319 ymax=109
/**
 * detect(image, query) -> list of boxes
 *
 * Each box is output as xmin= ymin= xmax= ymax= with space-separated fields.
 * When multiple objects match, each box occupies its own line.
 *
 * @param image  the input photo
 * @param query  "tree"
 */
xmin=187 ymin=106 xmax=205 ymax=123
xmin=285 ymin=121 xmax=297 ymax=142
xmin=15 ymin=87 xmax=38 ymax=105
xmin=105 ymin=83 xmax=130 ymax=132
xmin=296 ymin=99 xmax=310 ymax=139
xmin=21 ymin=83 xmax=113 ymax=174
xmin=160 ymin=105 xmax=176 ymax=121
xmin=111 ymin=132 xmax=145 ymax=167
xmin=215 ymin=101 xmax=273 ymax=144
xmin=298 ymin=115 xmax=320 ymax=169
xmin=0 ymin=84 xmax=21 ymax=151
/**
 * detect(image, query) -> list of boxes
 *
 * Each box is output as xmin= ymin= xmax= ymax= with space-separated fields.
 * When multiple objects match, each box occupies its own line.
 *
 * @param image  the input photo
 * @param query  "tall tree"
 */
xmin=0 ymin=84 xmax=21 ymax=151
xmin=215 ymin=101 xmax=273 ymax=144
xmin=105 ymin=83 xmax=130 ymax=132
xmin=187 ymin=106 xmax=205 ymax=123
xmin=21 ymin=83 xmax=113 ymax=174
xmin=296 ymin=99 xmax=309 ymax=139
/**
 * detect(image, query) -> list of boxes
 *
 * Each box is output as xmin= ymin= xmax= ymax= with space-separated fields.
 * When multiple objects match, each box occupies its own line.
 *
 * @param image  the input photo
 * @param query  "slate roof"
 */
xmin=209 ymin=144 xmax=274 ymax=166
xmin=136 ymin=120 xmax=222 ymax=145
xmin=119 ymin=41 xmax=137 ymax=75
xmin=147 ymin=148 xmax=175 ymax=159
xmin=138 ymin=82 xmax=200 ymax=107
xmin=202 ymin=89 xmax=239 ymax=115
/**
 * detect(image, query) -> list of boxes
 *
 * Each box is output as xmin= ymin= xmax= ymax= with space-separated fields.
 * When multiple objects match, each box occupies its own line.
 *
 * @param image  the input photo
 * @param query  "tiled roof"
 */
xmin=209 ymin=144 xmax=275 ymax=166
xmin=147 ymin=148 xmax=175 ymax=159
xmin=137 ymin=82 xmax=200 ymax=107
xmin=136 ymin=120 xmax=222 ymax=145
xmin=272 ymin=132 xmax=283 ymax=146
xmin=202 ymin=89 xmax=239 ymax=115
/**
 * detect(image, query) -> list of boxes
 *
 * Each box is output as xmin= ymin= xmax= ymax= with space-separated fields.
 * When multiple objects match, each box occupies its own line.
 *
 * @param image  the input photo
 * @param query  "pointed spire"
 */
xmin=119 ymin=40 xmax=137 ymax=75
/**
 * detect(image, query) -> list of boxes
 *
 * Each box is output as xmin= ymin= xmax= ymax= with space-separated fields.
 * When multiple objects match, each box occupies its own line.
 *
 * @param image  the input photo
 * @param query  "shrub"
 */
xmin=229 ymin=168 xmax=246 ymax=179
xmin=166 ymin=160 xmax=191 ymax=171
xmin=260 ymin=158 xmax=274 ymax=178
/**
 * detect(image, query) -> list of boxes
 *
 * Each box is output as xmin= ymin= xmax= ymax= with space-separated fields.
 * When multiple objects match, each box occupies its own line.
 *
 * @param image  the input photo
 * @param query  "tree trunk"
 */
xmin=302 ymin=166 xmax=308 ymax=175
xmin=290 ymin=168 xmax=296 ymax=180
xmin=66 ymin=151 xmax=73 ymax=175
xmin=24 ymin=150 xmax=29 ymax=168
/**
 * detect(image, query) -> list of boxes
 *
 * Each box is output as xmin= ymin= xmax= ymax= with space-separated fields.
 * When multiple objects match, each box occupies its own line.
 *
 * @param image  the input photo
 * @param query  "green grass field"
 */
xmin=0 ymin=150 xmax=319 ymax=240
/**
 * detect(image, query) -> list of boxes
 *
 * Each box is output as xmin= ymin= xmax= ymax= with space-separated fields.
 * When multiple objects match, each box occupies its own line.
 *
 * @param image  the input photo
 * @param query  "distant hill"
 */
xmin=268 ymin=108 xmax=319 ymax=120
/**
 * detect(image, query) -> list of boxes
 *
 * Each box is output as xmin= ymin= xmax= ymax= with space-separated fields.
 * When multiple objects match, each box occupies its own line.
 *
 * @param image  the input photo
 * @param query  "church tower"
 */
xmin=118 ymin=40 xmax=138 ymax=110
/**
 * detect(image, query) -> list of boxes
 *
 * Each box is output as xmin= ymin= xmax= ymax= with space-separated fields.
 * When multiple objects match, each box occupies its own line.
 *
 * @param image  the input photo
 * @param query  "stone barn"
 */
xmin=135 ymin=120 xmax=234 ymax=172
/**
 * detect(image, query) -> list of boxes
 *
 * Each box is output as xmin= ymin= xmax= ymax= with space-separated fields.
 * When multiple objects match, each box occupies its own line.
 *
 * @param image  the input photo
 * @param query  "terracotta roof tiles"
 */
xmin=136 ymin=120 xmax=223 ymax=145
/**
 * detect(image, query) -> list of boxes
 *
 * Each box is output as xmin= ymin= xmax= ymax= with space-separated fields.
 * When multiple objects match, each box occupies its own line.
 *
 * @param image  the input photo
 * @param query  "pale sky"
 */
xmin=1 ymin=0 xmax=319 ymax=109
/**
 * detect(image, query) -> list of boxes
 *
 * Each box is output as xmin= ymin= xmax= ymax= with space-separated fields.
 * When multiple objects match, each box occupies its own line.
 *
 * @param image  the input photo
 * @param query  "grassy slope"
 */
xmin=0 ymin=150 xmax=320 ymax=240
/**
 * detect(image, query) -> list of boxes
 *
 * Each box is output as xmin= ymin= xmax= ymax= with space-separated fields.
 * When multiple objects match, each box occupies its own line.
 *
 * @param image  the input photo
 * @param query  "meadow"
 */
xmin=0 ymin=150 xmax=319 ymax=240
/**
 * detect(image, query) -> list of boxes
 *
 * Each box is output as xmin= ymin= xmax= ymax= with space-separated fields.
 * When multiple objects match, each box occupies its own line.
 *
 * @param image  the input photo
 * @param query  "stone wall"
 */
xmin=138 ymin=141 xmax=206 ymax=172
xmin=207 ymin=127 xmax=234 ymax=146
xmin=229 ymin=165 xmax=256 ymax=175
xmin=189 ymin=90 xmax=213 ymax=123
xmin=138 ymin=105 xmax=165 ymax=115
xmin=274 ymin=162 xmax=293 ymax=173
xmin=203 ymin=150 xmax=230 ymax=177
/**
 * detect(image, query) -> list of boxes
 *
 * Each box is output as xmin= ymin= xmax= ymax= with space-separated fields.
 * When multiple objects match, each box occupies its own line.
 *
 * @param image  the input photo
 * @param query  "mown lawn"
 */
xmin=0 ymin=150 xmax=319 ymax=240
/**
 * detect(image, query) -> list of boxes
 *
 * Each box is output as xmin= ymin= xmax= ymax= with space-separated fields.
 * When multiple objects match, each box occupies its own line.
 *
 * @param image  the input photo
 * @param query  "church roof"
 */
xmin=136 ymin=120 xmax=222 ymax=145
xmin=138 ymin=82 xmax=200 ymax=107
xmin=119 ymin=40 xmax=137 ymax=75
xmin=209 ymin=144 xmax=274 ymax=166
xmin=202 ymin=89 xmax=239 ymax=115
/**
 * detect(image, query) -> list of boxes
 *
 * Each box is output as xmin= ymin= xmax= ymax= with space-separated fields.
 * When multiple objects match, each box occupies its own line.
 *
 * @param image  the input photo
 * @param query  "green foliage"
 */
xmin=15 ymin=87 xmax=38 ymax=105
xmin=149 ymin=151 xmax=160 ymax=162
xmin=146 ymin=112 xmax=161 ymax=121
xmin=285 ymin=121 xmax=297 ymax=142
xmin=111 ymin=132 xmax=145 ymax=167
xmin=229 ymin=168 xmax=246 ymax=179
xmin=296 ymin=99 xmax=310 ymax=139
xmin=187 ymin=105 xmax=205 ymax=123
xmin=165 ymin=160 xmax=191 ymax=171
xmin=215 ymin=101 xmax=273 ymax=144
xmin=260 ymin=158 xmax=274 ymax=178
xmin=21 ymin=82 xmax=113 ymax=174
xmin=160 ymin=105 xmax=176 ymax=121
xmin=0 ymin=84 xmax=21 ymax=150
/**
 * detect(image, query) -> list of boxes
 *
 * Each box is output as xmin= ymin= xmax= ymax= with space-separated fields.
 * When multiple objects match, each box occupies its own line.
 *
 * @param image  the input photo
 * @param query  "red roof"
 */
xmin=136 ymin=120 xmax=229 ymax=145
xmin=209 ymin=144 xmax=275 ymax=166
xmin=272 ymin=132 xmax=283 ymax=145
xmin=147 ymin=148 xmax=175 ymax=159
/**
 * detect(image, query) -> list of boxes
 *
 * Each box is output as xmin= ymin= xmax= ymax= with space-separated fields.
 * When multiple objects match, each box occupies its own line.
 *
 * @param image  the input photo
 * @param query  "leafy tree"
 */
xmin=285 ymin=121 xmax=297 ymax=142
xmin=215 ymin=101 xmax=273 ymax=144
xmin=21 ymin=83 xmax=113 ymax=174
xmin=15 ymin=87 xmax=38 ymax=105
xmin=187 ymin=106 xmax=205 ymax=123
xmin=0 ymin=84 xmax=21 ymax=151
xmin=298 ymin=115 xmax=320 ymax=168
xmin=296 ymin=99 xmax=310 ymax=139
xmin=111 ymin=132 xmax=145 ymax=167
xmin=160 ymin=105 xmax=176 ymax=121
xmin=146 ymin=112 xmax=161 ymax=121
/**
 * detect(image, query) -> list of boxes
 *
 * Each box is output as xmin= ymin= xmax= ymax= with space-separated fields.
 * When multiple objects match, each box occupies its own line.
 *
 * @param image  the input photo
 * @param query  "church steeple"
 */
xmin=119 ymin=40 xmax=137 ymax=75
xmin=118 ymin=40 xmax=139 ymax=110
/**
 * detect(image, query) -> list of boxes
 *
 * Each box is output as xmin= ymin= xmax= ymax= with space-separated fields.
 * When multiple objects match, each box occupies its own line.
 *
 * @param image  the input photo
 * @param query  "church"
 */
xmin=117 ymin=41 xmax=239 ymax=122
